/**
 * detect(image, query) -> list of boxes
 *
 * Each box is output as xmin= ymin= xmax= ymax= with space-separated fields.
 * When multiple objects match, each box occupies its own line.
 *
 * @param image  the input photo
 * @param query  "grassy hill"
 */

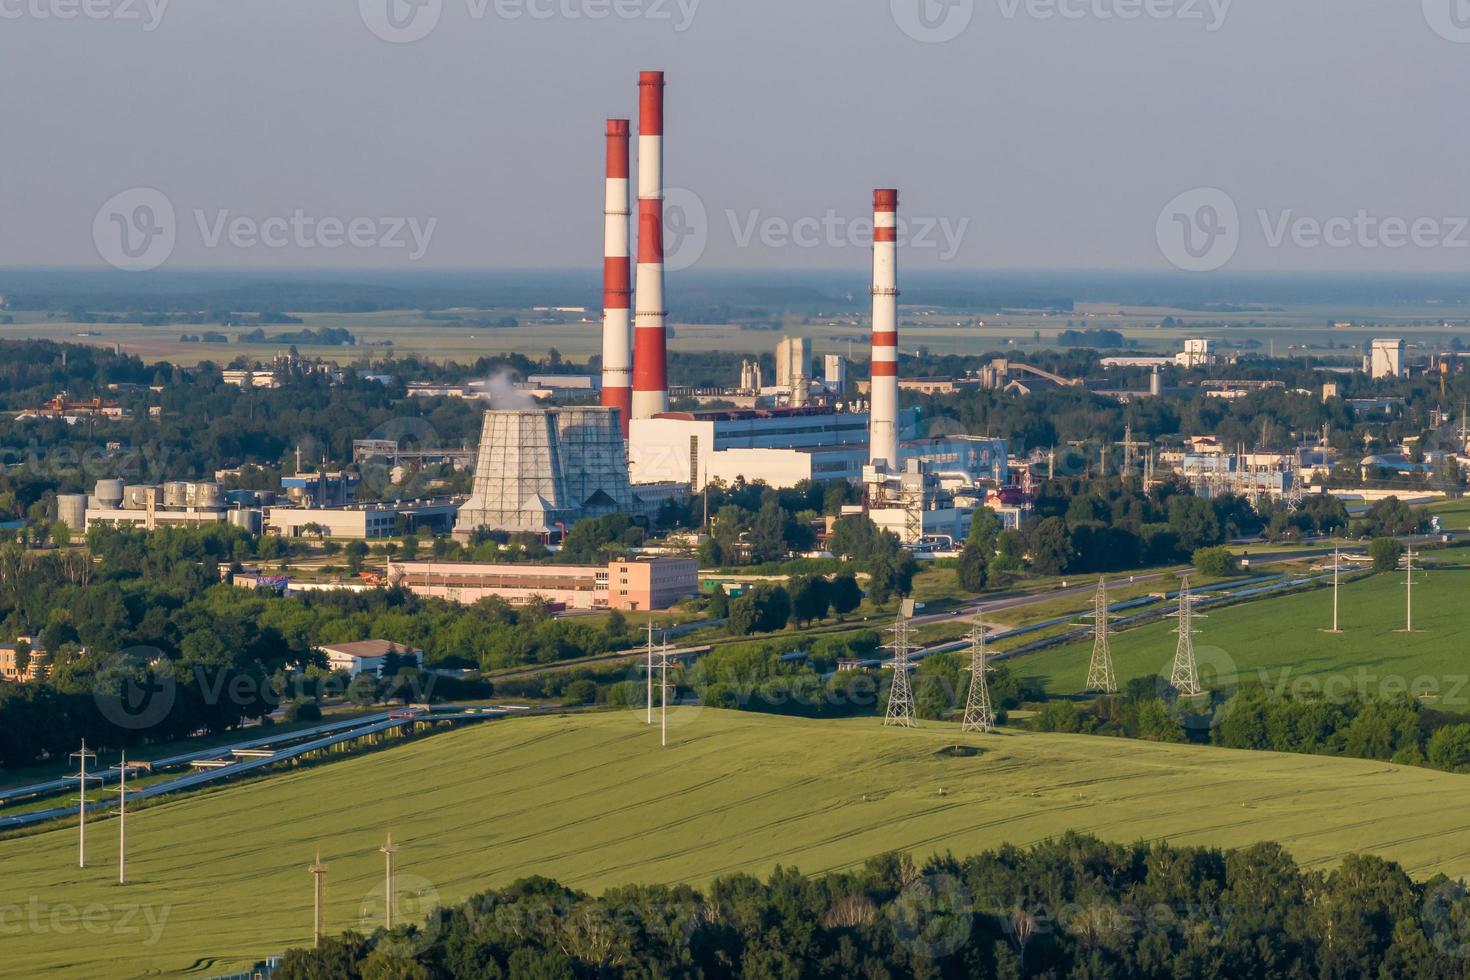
xmin=1014 ymin=565 xmax=1470 ymax=699
xmin=11 ymin=709 xmax=1470 ymax=977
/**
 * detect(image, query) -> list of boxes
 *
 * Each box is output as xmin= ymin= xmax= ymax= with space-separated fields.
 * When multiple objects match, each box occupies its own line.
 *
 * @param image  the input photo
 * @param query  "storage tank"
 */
xmin=228 ymin=508 xmax=262 ymax=534
xmin=163 ymin=482 xmax=190 ymax=509
xmin=188 ymin=482 xmax=225 ymax=511
xmin=56 ymin=494 xmax=87 ymax=531
xmin=94 ymin=479 xmax=124 ymax=508
xmin=122 ymin=485 xmax=161 ymax=510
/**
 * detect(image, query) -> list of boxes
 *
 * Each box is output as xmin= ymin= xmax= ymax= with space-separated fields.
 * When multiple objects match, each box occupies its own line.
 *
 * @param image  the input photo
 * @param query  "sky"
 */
xmin=2 ymin=0 xmax=1469 ymax=274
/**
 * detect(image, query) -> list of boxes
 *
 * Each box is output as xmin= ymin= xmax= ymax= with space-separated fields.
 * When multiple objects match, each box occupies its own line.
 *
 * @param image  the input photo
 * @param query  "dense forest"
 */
xmin=273 ymin=832 xmax=1470 ymax=979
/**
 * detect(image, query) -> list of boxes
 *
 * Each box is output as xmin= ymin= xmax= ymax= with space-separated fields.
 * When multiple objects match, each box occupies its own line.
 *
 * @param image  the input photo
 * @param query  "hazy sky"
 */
xmin=3 ymin=0 xmax=1468 ymax=273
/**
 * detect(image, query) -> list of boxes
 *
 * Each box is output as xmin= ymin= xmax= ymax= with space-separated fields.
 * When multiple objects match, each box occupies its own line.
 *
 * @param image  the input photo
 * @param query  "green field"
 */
xmin=11 ymin=709 xmax=1470 ymax=976
xmin=8 ymin=299 xmax=1470 ymax=365
xmin=1014 ymin=566 xmax=1470 ymax=699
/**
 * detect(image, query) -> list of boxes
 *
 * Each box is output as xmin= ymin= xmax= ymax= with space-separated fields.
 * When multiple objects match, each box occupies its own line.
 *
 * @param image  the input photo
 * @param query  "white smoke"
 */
xmin=482 ymin=369 xmax=538 ymax=410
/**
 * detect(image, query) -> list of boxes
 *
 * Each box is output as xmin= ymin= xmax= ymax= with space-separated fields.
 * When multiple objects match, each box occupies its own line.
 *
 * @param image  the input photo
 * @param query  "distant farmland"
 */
xmin=10 ymin=709 xmax=1470 ymax=976
xmin=1013 ymin=565 xmax=1470 ymax=700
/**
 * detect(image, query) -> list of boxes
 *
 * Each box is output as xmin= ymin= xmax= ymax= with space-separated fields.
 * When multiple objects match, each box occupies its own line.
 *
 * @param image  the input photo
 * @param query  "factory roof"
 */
xmin=654 ymin=406 xmax=844 ymax=423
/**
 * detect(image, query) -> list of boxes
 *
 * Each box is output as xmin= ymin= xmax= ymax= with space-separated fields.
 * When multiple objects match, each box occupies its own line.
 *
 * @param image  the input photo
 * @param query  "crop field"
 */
xmin=10 ymin=708 xmax=1470 ymax=976
xmin=1014 ymin=565 xmax=1470 ymax=699
xmin=7 ymin=299 xmax=1470 ymax=365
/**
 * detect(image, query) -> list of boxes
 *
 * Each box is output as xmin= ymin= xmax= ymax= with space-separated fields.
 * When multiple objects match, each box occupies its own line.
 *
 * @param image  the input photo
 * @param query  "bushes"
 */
xmin=1192 ymin=545 xmax=1238 ymax=578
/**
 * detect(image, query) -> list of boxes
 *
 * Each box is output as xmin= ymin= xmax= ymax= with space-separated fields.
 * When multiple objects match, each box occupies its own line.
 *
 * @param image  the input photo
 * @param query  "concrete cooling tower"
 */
xmin=454 ymin=407 xmax=646 ymax=538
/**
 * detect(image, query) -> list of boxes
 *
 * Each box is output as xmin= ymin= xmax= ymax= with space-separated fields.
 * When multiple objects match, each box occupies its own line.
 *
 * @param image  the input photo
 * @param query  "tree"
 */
xmin=1370 ymin=537 xmax=1404 ymax=573
xmin=749 ymin=499 xmax=790 ymax=564
xmin=1137 ymin=699 xmax=1187 ymax=742
xmin=957 ymin=543 xmax=988 ymax=592
xmin=828 ymin=573 xmax=862 ymax=619
xmin=1168 ymin=496 xmax=1223 ymax=552
xmin=789 ymin=576 xmax=830 ymax=626
xmin=707 ymin=584 xmax=729 ymax=620
xmin=50 ymin=521 xmax=72 ymax=549
xmin=727 ymin=585 xmax=792 ymax=635
xmin=1030 ymin=517 xmax=1072 ymax=576
xmin=1428 ymin=724 xmax=1470 ymax=773
xmin=1193 ymin=545 xmax=1239 ymax=578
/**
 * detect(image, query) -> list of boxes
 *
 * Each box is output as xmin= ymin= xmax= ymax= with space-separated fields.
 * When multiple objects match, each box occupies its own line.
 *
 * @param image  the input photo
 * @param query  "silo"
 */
xmin=56 ymin=494 xmax=87 ymax=531
xmin=228 ymin=508 xmax=262 ymax=534
xmin=122 ymin=485 xmax=161 ymax=510
xmin=188 ymin=483 xmax=225 ymax=511
xmin=94 ymin=479 xmax=124 ymax=508
xmin=163 ymin=482 xmax=190 ymax=509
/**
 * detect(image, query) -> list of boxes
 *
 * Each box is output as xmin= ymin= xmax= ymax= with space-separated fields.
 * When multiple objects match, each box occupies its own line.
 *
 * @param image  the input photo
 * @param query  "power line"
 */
xmin=1084 ymin=577 xmax=1117 ymax=693
xmin=1169 ymin=576 xmax=1207 ymax=697
xmin=961 ymin=625 xmax=995 ymax=734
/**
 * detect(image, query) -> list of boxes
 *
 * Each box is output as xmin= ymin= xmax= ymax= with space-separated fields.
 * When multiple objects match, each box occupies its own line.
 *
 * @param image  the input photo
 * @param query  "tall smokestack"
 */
xmin=869 ymin=188 xmax=900 ymax=469
xmin=602 ymin=118 xmax=633 ymax=436
xmin=632 ymin=70 xmax=668 ymax=420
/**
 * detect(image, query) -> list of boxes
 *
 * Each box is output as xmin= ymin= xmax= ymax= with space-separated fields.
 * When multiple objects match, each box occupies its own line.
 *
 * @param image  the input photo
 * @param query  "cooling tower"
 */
xmin=455 ymin=407 xmax=648 ymax=538
xmin=454 ymin=410 xmax=571 ymax=537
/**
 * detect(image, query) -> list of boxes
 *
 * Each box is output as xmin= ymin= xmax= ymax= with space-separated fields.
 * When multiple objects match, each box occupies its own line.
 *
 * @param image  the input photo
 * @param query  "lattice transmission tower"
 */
xmin=961 ymin=625 xmax=995 ymax=733
xmin=883 ymin=599 xmax=918 ymax=728
xmin=1169 ymin=576 xmax=1207 ymax=697
xmin=1084 ymin=577 xmax=1117 ymax=693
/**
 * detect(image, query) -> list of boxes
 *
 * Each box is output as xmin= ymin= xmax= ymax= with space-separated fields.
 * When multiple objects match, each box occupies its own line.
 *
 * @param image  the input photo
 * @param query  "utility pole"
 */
xmin=111 ymin=753 xmax=142 ymax=885
xmin=381 ymin=833 xmax=398 ymax=930
xmin=69 ymin=741 xmax=99 ymax=868
xmin=1084 ymin=577 xmax=1117 ymax=693
xmin=1325 ymin=544 xmax=1342 ymax=633
xmin=961 ymin=625 xmax=994 ymax=733
xmin=644 ymin=622 xmax=657 ymax=725
xmin=658 ymin=636 xmax=672 ymax=748
xmin=309 ymin=849 xmax=328 ymax=949
xmin=883 ymin=599 xmax=918 ymax=728
xmin=1402 ymin=544 xmax=1419 ymax=633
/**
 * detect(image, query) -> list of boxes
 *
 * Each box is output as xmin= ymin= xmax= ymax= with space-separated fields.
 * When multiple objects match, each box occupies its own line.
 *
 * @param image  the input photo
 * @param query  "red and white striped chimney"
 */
xmin=601 ymin=118 xmax=633 ymax=436
xmin=869 ymin=188 xmax=900 ymax=469
xmin=632 ymin=70 xmax=668 ymax=420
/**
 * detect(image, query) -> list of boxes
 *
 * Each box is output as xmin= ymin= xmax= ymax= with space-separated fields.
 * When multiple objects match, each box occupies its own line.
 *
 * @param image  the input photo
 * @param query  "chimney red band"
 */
xmin=603 ymin=257 xmax=630 ymax=309
xmin=874 ymin=188 xmax=899 ymax=211
xmin=606 ymin=119 xmax=629 ymax=178
xmin=637 ymin=199 xmax=663 ymax=263
xmin=639 ymin=71 xmax=665 ymax=136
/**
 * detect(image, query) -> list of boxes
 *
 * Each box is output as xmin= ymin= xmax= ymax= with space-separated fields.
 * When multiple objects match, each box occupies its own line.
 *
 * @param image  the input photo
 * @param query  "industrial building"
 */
xmin=60 ymin=480 xmax=253 ymax=533
xmin=318 ymin=640 xmax=424 ymax=678
xmin=266 ymin=498 xmax=460 ymax=539
xmin=1368 ymin=338 xmax=1407 ymax=380
xmin=453 ymin=406 xmax=661 ymax=538
xmin=385 ymin=556 xmax=698 ymax=611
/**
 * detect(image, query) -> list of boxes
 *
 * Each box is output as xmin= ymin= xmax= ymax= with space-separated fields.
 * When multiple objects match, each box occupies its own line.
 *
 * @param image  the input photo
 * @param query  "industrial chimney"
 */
xmin=632 ymin=70 xmax=668 ymax=420
xmin=868 ymin=188 xmax=900 ymax=469
xmin=601 ymin=118 xmax=633 ymax=436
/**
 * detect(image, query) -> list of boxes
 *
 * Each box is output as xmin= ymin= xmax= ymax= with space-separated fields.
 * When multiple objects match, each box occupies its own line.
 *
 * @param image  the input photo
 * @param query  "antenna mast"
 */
xmin=1169 ymin=577 xmax=1207 ymax=697
xmin=883 ymin=599 xmax=918 ymax=728
xmin=69 ymin=740 xmax=100 ymax=868
xmin=1084 ymin=577 xmax=1117 ymax=692
xmin=961 ymin=625 xmax=995 ymax=733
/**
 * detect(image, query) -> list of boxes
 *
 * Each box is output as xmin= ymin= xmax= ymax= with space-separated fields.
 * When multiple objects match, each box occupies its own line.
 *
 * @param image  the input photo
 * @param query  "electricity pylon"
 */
xmin=1323 ymin=544 xmax=1343 ymax=633
xmin=1169 ymin=577 xmax=1207 ymax=697
xmin=1401 ymin=545 xmax=1420 ymax=633
xmin=1084 ymin=577 xmax=1117 ymax=693
xmin=657 ymin=635 xmax=673 ymax=748
xmin=883 ymin=599 xmax=918 ymax=728
xmin=961 ymin=625 xmax=995 ymax=733
xmin=69 ymin=740 xmax=100 ymax=868
xmin=111 ymin=753 xmax=143 ymax=885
